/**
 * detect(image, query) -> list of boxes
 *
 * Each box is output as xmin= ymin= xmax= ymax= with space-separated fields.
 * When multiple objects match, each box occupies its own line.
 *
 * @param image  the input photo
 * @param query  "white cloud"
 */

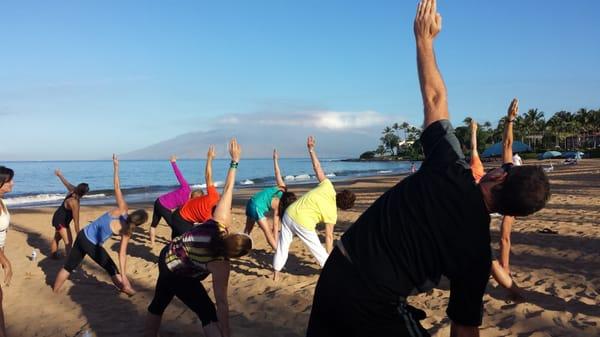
xmin=217 ymin=109 xmax=392 ymax=131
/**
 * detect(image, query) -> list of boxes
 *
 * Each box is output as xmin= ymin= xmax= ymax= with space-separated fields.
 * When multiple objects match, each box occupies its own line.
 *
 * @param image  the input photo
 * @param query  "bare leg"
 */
xmin=149 ymin=226 xmax=156 ymax=247
xmin=53 ymin=268 xmax=71 ymax=293
xmin=111 ymin=274 xmax=136 ymax=296
xmin=50 ymin=231 xmax=62 ymax=258
xmin=144 ymin=312 xmax=162 ymax=337
xmin=0 ymin=286 xmax=6 ymax=337
xmin=65 ymin=227 xmax=74 ymax=256
xmin=257 ymin=218 xmax=277 ymax=250
xmin=243 ymin=217 xmax=255 ymax=235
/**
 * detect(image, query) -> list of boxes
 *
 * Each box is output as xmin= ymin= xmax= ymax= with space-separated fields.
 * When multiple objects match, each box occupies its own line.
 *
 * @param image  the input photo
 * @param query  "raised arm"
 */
xmin=169 ymin=155 xmax=189 ymax=187
xmin=205 ymin=146 xmax=215 ymax=187
xmin=113 ymin=154 xmax=128 ymax=213
xmin=55 ymin=169 xmax=75 ymax=192
xmin=212 ymin=139 xmax=241 ymax=226
xmin=470 ymin=120 xmax=479 ymax=157
xmin=273 ymin=149 xmax=286 ymax=188
xmin=414 ymin=0 xmax=448 ymax=128
xmin=502 ymin=99 xmax=519 ymax=164
xmin=307 ymin=136 xmax=326 ymax=182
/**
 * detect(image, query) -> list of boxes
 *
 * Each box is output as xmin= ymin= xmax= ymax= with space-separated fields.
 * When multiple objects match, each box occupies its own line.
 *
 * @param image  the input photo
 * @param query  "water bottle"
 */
xmin=31 ymin=249 xmax=37 ymax=262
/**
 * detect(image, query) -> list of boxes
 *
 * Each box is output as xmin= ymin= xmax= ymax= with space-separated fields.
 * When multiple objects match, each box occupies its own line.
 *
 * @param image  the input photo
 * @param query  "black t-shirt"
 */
xmin=341 ymin=120 xmax=491 ymax=326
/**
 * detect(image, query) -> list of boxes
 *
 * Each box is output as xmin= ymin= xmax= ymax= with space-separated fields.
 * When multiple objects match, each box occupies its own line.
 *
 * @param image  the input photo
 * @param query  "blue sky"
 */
xmin=1 ymin=0 xmax=599 ymax=160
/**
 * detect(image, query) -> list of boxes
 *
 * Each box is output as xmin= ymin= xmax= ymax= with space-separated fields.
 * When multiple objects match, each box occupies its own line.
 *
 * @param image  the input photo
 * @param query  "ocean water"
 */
xmin=1 ymin=158 xmax=417 ymax=208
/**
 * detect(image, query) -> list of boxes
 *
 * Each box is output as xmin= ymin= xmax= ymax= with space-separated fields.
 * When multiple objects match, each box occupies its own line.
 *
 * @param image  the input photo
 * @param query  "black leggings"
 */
xmin=64 ymin=231 xmax=118 ymax=276
xmin=147 ymin=248 xmax=217 ymax=326
xmin=170 ymin=209 xmax=194 ymax=239
xmin=306 ymin=247 xmax=430 ymax=337
xmin=151 ymin=199 xmax=173 ymax=228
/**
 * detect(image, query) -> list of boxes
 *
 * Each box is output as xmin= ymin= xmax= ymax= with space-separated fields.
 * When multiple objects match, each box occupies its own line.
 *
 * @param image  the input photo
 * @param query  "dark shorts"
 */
xmin=170 ymin=209 xmax=194 ymax=239
xmin=306 ymin=247 xmax=430 ymax=337
xmin=63 ymin=231 xmax=118 ymax=276
xmin=147 ymin=247 xmax=217 ymax=326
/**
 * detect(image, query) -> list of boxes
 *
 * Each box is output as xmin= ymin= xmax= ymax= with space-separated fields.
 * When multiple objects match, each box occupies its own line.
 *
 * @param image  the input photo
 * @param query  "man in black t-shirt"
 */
xmin=306 ymin=1 xmax=551 ymax=337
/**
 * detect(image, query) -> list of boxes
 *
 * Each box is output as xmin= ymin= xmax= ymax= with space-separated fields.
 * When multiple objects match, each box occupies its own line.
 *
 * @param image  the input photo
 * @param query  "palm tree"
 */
xmin=521 ymin=109 xmax=545 ymax=150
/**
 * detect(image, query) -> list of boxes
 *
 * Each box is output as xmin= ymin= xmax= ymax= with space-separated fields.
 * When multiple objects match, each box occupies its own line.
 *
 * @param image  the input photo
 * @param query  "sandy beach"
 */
xmin=3 ymin=159 xmax=600 ymax=337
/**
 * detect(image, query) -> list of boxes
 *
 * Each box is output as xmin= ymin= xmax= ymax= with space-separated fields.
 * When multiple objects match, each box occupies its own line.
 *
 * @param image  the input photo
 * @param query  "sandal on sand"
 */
xmin=537 ymin=228 xmax=558 ymax=234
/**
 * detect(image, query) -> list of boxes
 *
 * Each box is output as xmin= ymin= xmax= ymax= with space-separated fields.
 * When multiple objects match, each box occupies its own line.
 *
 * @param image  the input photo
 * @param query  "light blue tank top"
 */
xmin=83 ymin=212 xmax=122 ymax=245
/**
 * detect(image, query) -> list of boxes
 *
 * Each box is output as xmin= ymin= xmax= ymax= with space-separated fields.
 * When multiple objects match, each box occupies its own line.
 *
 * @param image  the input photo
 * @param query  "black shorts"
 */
xmin=150 ymin=199 xmax=174 ymax=228
xmin=170 ymin=209 xmax=194 ymax=239
xmin=306 ymin=248 xmax=430 ymax=337
xmin=63 ymin=231 xmax=118 ymax=276
xmin=147 ymin=247 xmax=217 ymax=326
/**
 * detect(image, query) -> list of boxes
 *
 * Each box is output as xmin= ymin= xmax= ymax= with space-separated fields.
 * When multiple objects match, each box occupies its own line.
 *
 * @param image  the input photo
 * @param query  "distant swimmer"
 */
xmin=243 ymin=149 xmax=297 ymax=251
xmin=169 ymin=146 xmax=220 ymax=239
xmin=53 ymin=154 xmax=148 ymax=296
xmin=0 ymin=166 xmax=15 ymax=337
xmin=145 ymin=139 xmax=251 ymax=337
xmin=149 ymin=155 xmax=200 ymax=247
xmin=50 ymin=169 xmax=89 ymax=258
xmin=273 ymin=136 xmax=355 ymax=281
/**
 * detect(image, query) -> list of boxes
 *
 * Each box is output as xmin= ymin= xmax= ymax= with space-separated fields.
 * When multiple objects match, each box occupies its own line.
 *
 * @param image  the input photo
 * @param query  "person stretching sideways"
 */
xmin=306 ymin=1 xmax=550 ymax=336
xmin=169 ymin=146 xmax=220 ymax=239
xmin=53 ymin=155 xmax=148 ymax=296
xmin=244 ymin=149 xmax=296 ymax=250
xmin=149 ymin=155 xmax=202 ymax=246
xmin=145 ymin=138 xmax=251 ymax=337
xmin=273 ymin=136 xmax=355 ymax=282
xmin=50 ymin=169 xmax=89 ymax=258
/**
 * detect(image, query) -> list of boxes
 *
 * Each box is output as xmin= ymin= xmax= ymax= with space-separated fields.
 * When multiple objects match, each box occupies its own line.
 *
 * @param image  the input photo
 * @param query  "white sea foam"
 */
xmin=284 ymin=175 xmax=296 ymax=181
xmin=240 ymin=179 xmax=254 ymax=185
xmin=191 ymin=181 xmax=224 ymax=189
xmin=326 ymin=173 xmax=336 ymax=177
xmin=378 ymin=170 xmax=392 ymax=174
xmin=294 ymin=174 xmax=311 ymax=180
xmin=4 ymin=194 xmax=65 ymax=206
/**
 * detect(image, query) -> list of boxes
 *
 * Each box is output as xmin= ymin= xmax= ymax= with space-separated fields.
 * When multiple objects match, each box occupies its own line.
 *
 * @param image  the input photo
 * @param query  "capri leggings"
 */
xmin=147 ymin=247 xmax=217 ymax=326
xmin=64 ymin=231 xmax=118 ymax=276
xmin=150 ymin=198 xmax=173 ymax=228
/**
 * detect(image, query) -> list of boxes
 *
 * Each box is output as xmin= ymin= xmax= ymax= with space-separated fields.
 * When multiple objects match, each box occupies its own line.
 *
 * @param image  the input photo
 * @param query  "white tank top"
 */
xmin=0 ymin=200 xmax=9 ymax=248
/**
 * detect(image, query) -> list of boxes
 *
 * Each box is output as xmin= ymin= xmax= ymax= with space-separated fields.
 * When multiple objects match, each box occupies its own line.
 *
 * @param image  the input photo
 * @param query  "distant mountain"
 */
xmin=122 ymin=126 xmax=380 ymax=159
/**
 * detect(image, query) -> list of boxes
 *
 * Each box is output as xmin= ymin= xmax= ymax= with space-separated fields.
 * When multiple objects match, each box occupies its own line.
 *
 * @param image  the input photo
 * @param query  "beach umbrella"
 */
xmin=481 ymin=141 xmax=532 ymax=158
xmin=540 ymin=151 xmax=562 ymax=159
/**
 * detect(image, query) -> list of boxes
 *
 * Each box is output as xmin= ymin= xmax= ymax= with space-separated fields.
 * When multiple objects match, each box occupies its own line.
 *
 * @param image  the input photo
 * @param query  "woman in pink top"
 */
xmin=149 ymin=155 xmax=200 ymax=246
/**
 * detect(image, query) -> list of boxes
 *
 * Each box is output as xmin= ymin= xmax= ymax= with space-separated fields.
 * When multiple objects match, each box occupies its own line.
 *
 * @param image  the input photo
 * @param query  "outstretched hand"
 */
xmin=507 ymin=98 xmax=519 ymax=120
xmin=273 ymin=149 xmax=279 ymax=160
xmin=414 ymin=0 xmax=442 ymax=41
xmin=112 ymin=154 xmax=119 ymax=167
xmin=229 ymin=138 xmax=241 ymax=162
xmin=307 ymin=136 xmax=316 ymax=151
xmin=169 ymin=155 xmax=177 ymax=163
xmin=470 ymin=120 xmax=478 ymax=132
xmin=54 ymin=169 xmax=62 ymax=177
xmin=207 ymin=146 xmax=216 ymax=160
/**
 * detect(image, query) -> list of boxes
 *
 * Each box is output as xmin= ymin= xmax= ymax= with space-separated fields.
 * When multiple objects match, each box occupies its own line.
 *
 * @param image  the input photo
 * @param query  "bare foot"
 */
xmin=121 ymin=286 xmax=137 ymax=297
xmin=273 ymin=271 xmax=280 ymax=282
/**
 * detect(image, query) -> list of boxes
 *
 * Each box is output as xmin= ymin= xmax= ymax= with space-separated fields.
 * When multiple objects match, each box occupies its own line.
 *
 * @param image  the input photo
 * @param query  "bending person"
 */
xmin=149 ymin=155 xmax=199 ymax=246
xmin=53 ymin=155 xmax=148 ymax=296
xmin=145 ymin=138 xmax=251 ymax=337
xmin=470 ymin=118 xmax=522 ymax=302
xmin=244 ymin=149 xmax=295 ymax=250
xmin=50 ymin=169 xmax=89 ymax=258
xmin=169 ymin=146 xmax=220 ymax=239
xmin=0 ymin=167 xmax=15 ymax=337
xmin=306 ymin=2 xmax=550 ymax=336
xmin=273 ymin=136 xmax=355 ymax=281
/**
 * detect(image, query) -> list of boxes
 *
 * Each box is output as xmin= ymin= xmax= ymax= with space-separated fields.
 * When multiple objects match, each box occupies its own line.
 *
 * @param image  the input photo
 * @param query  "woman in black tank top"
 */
xmin=50 ymin=169 xmax=89 ymax=258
